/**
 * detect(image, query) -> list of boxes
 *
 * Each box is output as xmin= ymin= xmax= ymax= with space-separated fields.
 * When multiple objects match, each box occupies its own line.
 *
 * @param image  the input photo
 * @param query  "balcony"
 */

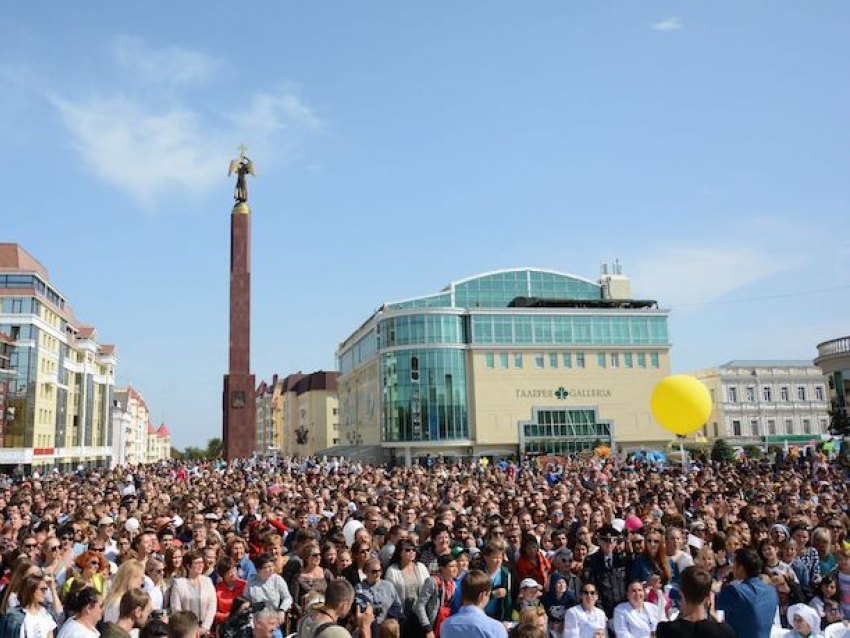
xmin=817 ymin=336 xmax=850 ymax=358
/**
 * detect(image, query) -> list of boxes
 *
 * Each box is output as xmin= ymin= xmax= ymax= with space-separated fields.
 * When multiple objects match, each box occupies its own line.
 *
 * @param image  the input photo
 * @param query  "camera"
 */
xmin=354 ymin=592 xmax=381 ymax=617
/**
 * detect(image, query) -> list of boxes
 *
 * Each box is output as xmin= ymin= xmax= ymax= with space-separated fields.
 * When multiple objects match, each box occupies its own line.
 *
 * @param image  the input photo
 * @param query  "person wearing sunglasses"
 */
xmin=0 ymin=574 xmax=57 ymax=638
xmin=62 ymin=551 xmax=107 ymax=599
xmin=385 ymin=542 xmax=430 ymax=635
xmin=355 ymin=557 xmax=402 ymax=625
xmin=291 ymin=540 xmax=334 ymax=611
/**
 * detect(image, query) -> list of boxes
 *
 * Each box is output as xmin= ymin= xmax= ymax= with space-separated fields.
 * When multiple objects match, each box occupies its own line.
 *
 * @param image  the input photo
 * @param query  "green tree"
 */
xmin=206 ymin=438 xmax=223 ymax=459
xmin=711 ymin=438 xmax=735 ymax=462
xmin=183 ymin=446 xmax=206 ymax=459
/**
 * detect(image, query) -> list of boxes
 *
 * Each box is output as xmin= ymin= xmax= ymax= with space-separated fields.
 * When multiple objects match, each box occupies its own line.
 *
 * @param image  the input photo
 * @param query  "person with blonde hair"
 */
xmin=103 ymin=559 xmax=146 ymax=623
xmin=518 ymin=605 xmax=547 ymax=633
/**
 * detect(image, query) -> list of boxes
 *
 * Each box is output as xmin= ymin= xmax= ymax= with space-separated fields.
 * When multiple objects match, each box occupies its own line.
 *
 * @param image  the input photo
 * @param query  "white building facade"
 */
xmin=690 ymin=360 xmax=830 ymax=446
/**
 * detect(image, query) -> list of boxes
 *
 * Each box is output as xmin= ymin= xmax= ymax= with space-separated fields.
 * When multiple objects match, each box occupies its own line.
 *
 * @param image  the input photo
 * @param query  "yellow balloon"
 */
xmin=650 ymin=375 xmax=712 ymax=436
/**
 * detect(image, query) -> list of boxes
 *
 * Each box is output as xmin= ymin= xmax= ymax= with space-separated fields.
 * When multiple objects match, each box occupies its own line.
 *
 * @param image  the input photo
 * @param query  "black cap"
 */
xmin=597 ymin=524 xmax=621 ymax=541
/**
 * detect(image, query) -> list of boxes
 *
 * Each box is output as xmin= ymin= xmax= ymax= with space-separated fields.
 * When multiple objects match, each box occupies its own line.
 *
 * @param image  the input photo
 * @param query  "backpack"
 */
xmin=433 ymin=575 xmax=456 ymax=638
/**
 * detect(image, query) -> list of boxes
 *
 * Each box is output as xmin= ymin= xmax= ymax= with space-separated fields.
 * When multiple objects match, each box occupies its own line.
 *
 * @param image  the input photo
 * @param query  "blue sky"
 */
xmin=2 ymin=2 xmax=849 ymax=449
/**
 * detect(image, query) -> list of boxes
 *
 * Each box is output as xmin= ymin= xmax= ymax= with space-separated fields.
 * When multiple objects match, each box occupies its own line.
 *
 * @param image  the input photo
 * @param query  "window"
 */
xmin=713 ymin=422 xmax=719 ymax=437
xmin=732 ymin=420 xmax=742 ymax=436
xmin=500 ymin=353 xmax=509 ymax=369
xmin=624 ymin=353 xmax=633 ymax=368
xmin=597 ymin=353 xmax=607 ymax=369
xmin=797 ymin=386 xmax=806 ymax=401
xmin=610 ymin=353 xmax=620 ymax=368
xmin=576 ymin=353 xmax=585 ymax=368
xmin=784 ymin=418 xmax=793 ymax=434
xmin=535 ymin=354 xmax=545 ymax=369
xmin=802 ymin=418 xmax=811 ymax=434
xmin=485 ymin=353 xmax=495 ymax=369
xmin=549 ymin=353 xmax=559 ymax=369
xmin=762 ymin=386 xmax=772 ymax=402
xmin=780 ymin=386 xmax=789 ymax=402
xmin=815 ymin=386 xmax=824 ymax=401
xmin=746 ymin=386 xmax=755 ymax=402
xmin=562 ymin=354 xmax=572 ymax=368
xmin=820 ymin=418 xmax=828 ymax=432
xmin=514 ymin=353 xmax=523 ymax=368
xmin=650 ymin=353 xmax=659 ymax=368
xmin=637 ymin=353 xmax=646 ymax=368
xmin=750 ymin=419 xmax=759 ymax=436
xmin=767 ymin=419 xmax=776 ymax=435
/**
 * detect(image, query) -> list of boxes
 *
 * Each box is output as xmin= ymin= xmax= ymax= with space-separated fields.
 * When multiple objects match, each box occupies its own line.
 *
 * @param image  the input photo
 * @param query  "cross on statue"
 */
xmin=228 ymin=144 xmax=256 ymax=204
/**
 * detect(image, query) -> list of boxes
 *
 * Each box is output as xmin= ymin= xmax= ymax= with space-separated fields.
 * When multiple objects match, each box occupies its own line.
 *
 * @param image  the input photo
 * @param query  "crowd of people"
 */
xmin=0 ymin=448 xmax=847 ymax=638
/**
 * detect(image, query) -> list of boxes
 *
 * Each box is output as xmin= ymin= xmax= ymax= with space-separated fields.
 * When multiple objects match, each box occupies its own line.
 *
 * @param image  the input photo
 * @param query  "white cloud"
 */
xmin=630 ymin=246 xmax=788 ymax=308
xmin=651 ymin=17 xmax=683 ymax=32
xmin=112 ymin=35 xmax=219 ymax=85
xmin=51 ymin=87 xmax=321 ymax=206
xmin=52 ymin=94 xmax=224 ymax=205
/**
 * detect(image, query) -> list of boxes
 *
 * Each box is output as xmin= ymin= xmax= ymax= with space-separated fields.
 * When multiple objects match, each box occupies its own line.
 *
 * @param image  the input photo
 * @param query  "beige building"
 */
xmin=1 ymin=244 xmax=116 ymax=470
xmin=690 ymin=361 xmax=830 ymax=446
xmin=256 ymin=372 xmax=338 ymax=458
xmin=336 ymin=267 xmax=674 ymax=465
xmin=255 ymin=375 xmax=284 ymax=455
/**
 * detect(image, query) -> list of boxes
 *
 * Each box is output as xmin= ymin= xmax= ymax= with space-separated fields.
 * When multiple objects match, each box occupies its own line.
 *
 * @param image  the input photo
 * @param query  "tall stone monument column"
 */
xmin=223 ymin=146 xmax=257 ymax=461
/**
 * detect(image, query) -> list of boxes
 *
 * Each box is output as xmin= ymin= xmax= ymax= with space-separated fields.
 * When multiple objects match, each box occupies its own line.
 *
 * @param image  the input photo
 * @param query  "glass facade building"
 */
xmin=336 ymin=268 xmax=673 ymax=462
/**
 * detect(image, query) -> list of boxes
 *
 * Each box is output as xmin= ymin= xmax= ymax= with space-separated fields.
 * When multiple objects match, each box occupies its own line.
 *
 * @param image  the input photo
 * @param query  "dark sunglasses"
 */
xmin=581 ymin=590 xmax=597 ymax=595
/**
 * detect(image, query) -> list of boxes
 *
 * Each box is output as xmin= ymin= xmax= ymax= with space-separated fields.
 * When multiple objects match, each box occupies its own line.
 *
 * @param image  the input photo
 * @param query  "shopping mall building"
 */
xmin=335 ymin=267 xmax=674 ymax=464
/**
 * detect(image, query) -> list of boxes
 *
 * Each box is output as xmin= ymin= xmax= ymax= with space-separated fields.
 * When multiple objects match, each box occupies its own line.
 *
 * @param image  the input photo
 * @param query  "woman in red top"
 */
xmin=214 ymin=556 xmax=246 ymax=626
xmin=515 ymin=534 xmax=552 ymax=588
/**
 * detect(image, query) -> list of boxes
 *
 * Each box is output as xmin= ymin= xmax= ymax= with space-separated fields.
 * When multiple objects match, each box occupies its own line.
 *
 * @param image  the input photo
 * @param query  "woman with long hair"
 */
xmin=341 ymin=540 xmax=373 ymax=586
xmin=102 ymin=559 xmax=145 ymax=623
xmin=0 ymin=557 xmax=37 ymax=614
xmin=321 ymin=542 xmax=339 ymax=576
xmin=58 ymin=586 xmax=103 ymax=638
xmin=0 ymin=574 xmax=58 ymax=638
xmin=808 ymin=573 xmax=838 ymax=617
xmin=630 ymin=529 xmax=672 ymax=613
xmin=385 ymin=540 xmax=430 ymax=637
xmin=40 ymin=536 xmax=69 ymax=588
xmin=164 ymin=546 xmax=186 ymax=579
xmin=170 ymin=549 xmax=217 ymax=633
xmin=292 ymin=540 xmax=333 ymax=605
xmin=146 ymin=557 xmax=169 ymax=611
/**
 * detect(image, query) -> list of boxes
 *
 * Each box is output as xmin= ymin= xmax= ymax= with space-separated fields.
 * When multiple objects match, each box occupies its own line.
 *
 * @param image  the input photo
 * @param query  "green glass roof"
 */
xmin=387 ymin=268 xmax=602 ymax=310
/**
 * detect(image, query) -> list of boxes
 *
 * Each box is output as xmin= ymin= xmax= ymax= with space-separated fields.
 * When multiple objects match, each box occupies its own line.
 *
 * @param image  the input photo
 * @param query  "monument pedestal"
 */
xmin=223 ymin=373 xmax=256 ymax=460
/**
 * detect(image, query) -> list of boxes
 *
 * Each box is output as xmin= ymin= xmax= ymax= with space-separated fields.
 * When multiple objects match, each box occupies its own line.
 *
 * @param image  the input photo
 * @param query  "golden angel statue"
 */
xmin=228 ymin=144 xmax=256 ymax=204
